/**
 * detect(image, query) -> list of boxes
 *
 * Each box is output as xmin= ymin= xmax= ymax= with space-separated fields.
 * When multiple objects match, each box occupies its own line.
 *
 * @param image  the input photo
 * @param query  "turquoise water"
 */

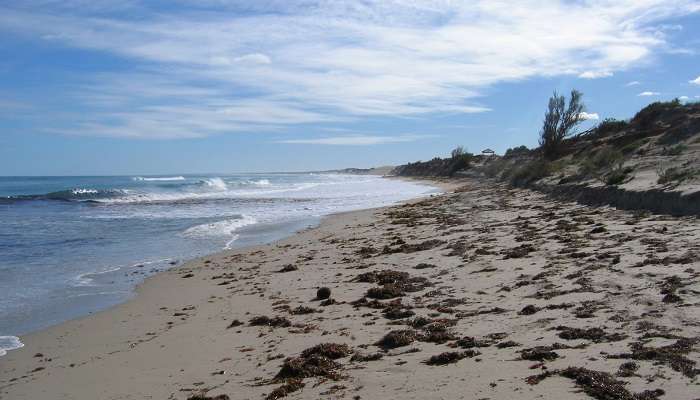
xmin=0 ymin=173 xmax=436 ymax=354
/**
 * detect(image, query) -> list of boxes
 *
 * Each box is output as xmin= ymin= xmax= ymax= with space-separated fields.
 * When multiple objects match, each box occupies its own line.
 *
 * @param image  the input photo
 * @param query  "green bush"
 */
xmin=604 ymin=166 xmax=633 ymax=186
xmin=632 ymin=99 xmax=682 ymax=129
xmin=657 ymin=166 xmax=696 ymax=185
xmin=580 ymin=146 xmax=623 ymax=176
xmin=595 ymin=118 xmax=628 ymax=137
xmin=662 ymin=144 xmax=687 ymax=156
xmin=504 ymin=145 xmax=530 ymax=158
xmin=508 ymin=160 xmax=552 ymax=186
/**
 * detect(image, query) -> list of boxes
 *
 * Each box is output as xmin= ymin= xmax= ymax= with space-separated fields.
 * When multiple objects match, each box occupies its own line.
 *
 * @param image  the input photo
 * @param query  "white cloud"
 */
xmin=579 ymin=71 xmax=612 ymax=79
xmin=277 ymin=135 xmax=433 ymax=146
xmin=579 ymin=112 xmax=600 ymax=120
xmin=690 ymin=76 xmax=700 ymax=85
xmin=638 ymin=91 xmax=660 ymax=96
xmin=626 ymin=81 xmax=641 ymax=86
xmin=0 ymin=1 xmax=698 ymax=138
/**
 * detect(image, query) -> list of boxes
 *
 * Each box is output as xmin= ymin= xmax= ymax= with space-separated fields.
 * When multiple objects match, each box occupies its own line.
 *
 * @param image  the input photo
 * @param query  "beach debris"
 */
xmin=187 ymin=394 xmax=230 ymax=400
xmin=376 ymin=330 xmax=417 ymax=349
xmin=300 ymin=343 xmax=352 ymax=359
xmin=277 ymin=264 xmax=298 ymax=273
xmin=289 ymin=305 xmax=317 ymax=315
xmin=555 ymin=326 xmax=627 ymax=343
xmin=520 ymin=346 xmax=559 ymax=361
xmin=609 ymin=337 xmax=700 ymax=378
xmin=249 ymin=315 xmax=292 ymax=328
xmin=617 ymin=361 xmax=639 ymax=377
xmin=502 ymin=244 xmax=536 ymax=259
xmin=265 ymin=379 xmax=304 ymax=400
xmin=519 ymin=304 xmax=540 ymax=315
xmin=560 ymin=367 xmax=663 ymax=400
xmin=273 ymin=355 xmax=342 ymax=381
xmin=350 ymin=352 xmax=384 ymax=362
xmin=366 ymin=284 xmax=404 ymax=299
xmin=316 ymin=287 xmax=332 ymax=300
xmin=425 ymin=350 xmax=479 ymax=366
xmin=226 ymin=319 xmax=243 ymax=329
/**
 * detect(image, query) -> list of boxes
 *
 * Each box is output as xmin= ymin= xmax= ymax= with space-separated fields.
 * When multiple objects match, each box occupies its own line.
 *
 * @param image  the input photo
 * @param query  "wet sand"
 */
xmin=1 ymin=179 xmax=699 ymax=400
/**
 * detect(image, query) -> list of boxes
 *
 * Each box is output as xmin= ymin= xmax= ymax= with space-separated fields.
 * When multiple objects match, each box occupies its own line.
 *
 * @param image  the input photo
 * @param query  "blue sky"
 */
xmin=1 ymin=0 xmax=700 ymax=175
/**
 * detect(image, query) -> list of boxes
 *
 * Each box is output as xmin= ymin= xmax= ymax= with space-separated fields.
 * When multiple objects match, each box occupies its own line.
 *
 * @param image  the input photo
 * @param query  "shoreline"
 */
xmin=0 ymin=175 xmax=445 ymax=341
xmin=2 ymin=178 xmax=698 ymax=399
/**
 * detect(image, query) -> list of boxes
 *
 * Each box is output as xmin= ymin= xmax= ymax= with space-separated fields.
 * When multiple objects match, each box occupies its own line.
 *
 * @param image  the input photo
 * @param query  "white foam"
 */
xmin=0 ymin=336 xmax=24 ymax=356
xmin=183 ymin=215 xmax=257 ymax=240
xmin=71 ymin=188 xmax=99 ymax=195
xmin=201 ymin=177 xmax=227 ymax=191
xmin=133 ymin=176 xmax=186 ymax=181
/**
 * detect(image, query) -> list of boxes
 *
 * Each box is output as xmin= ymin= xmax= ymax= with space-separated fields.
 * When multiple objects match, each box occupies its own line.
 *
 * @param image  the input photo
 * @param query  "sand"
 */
xmin=1 ymin=178 xmax=699 ymax=400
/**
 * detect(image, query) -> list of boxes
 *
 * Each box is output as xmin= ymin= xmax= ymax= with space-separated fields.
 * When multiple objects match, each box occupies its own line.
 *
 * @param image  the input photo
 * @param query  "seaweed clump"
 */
xmin=249 ymin=315 xmax=292 ymax=328
xmin=376 ymin=329 xmax=417 ymax=349
xmin=300 ymin=343 xmax=352 ymax=360
xmin=425 ymin=350 xmax=479 ymax=366
xmin=265 ymin=379 xmax=304 ymax=400
xmin=610 ymin=337 xmax=700 ymax=378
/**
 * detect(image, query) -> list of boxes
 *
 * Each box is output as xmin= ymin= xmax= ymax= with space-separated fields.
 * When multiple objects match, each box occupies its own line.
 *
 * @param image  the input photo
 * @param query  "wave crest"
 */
xmin=0 ymin=336 xmax=24 ymax=357
xmin=133 ymin=176 xmax=185 ymax=181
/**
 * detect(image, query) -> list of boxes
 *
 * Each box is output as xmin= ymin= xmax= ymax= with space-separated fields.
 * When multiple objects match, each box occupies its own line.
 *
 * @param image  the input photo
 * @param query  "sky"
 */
xmin=1 ymin=0 xmax=700 ymax=175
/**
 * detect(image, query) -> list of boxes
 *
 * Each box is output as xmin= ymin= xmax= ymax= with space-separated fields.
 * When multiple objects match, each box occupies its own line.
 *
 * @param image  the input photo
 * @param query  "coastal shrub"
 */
xmin=662 ymin=144 xmax=688 ymax=156
xmin=580 ymin=146 xmax=623 ymax=177
xmin=604 ymin=166 xmax=634 ymax=186
xmin=657 ymin=166 xmax=696 ymax=185
xmin=620 ymin=139 xmax=646 ymax=155
xmin=594 ymin=118 xmax=628 ymax=137
xmin=508 ymin=159 xmax=552 ymax=186
xmin=632 ymin=99 xmax=681 ymax=129
xmin=504 ymin=145 xmax=530 ymax=158
xmin=539 ymin=89 xmax=586 ymax=160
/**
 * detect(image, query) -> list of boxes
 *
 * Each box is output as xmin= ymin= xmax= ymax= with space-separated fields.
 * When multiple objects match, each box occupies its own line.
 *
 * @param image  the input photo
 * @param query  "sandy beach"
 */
xmin=1 ymin=178 xmax=699 ymax=400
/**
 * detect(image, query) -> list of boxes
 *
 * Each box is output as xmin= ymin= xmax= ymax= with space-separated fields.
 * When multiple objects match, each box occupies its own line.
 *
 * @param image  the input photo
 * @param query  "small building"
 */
xmin=481 ymin=148 xmax=495 ymax=157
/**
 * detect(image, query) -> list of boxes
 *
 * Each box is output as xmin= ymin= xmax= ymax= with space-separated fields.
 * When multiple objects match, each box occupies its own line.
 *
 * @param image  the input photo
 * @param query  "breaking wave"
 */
xmin=0 ymin=336 xmax=24 ymax=357
xmin=133 ymin=176 xmax=186 ymax=181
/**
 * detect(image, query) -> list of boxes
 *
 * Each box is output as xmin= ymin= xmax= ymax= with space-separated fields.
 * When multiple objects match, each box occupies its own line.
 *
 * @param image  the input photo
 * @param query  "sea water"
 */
xmin=0 ymin=173 xmax=436 ymax=354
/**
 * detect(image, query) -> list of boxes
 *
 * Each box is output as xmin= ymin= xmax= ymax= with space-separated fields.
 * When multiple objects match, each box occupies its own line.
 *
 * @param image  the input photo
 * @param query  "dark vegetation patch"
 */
xmin=350 ymin=352 xmax=384 ymax=362
xmin=277 ymin=264 xmax=298 ymax=273
xmin=502 ymin=244 xmax=537 ymax=259
xmin=609 ymin=337 xmax=700 ymax=378
xmin=265 ymin=379 xmax=304 ymax=400
xmin=376 ymin=329 xmax=417 ymax=349
xmin=316 ymin=287 xmax=331 ymax=300
xmin=617 ymin=362 xmax=639 ymax=377
xmin=289 ymin=305 xmax=317 ymax=315
xmin=273 ymin=355 xmax=342 ymax=381
xmin=414 ymin=263 xmax=438 ymax=269
xmin=560 ymin=367 xmax=664 ymax=400
xmin=187 ymin=394 xmax=230 ymax=400
xmin=527 ymin=367 xmax=665 ymax=400
xmin=226 ymin=319 xmax=243 ymax=329
xmin=556 ymin=326 xmax=627 ymax=343
xmin=424 ymin=350 xmax=479 ymax=366
xmin=300 ymin=343 xmax=352 ymax=360
xmin=249 ymin=315 xmax=292 ymax=328
xmin=382 ymin=239 xmax=445 ymax=254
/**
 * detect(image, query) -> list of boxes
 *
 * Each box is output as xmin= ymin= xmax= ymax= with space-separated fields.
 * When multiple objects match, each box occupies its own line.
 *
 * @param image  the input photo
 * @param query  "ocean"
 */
xmin=0 ymin=173 xmax=436 ymax=355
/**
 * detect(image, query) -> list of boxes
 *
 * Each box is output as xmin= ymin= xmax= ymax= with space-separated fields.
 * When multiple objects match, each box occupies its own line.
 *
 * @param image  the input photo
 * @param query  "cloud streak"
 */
xmin=1 ymin=1 xmax=699 ymax=138
xmin=277 ymin=134 xmax=435 ymax=146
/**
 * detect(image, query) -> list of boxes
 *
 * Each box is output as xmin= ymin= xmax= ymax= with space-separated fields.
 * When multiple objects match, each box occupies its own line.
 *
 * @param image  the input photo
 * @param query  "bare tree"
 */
xmin=539 ymin=90 xmax=585 ymax=159
xmin=451 ymin=146 xmax=465 ymax=159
